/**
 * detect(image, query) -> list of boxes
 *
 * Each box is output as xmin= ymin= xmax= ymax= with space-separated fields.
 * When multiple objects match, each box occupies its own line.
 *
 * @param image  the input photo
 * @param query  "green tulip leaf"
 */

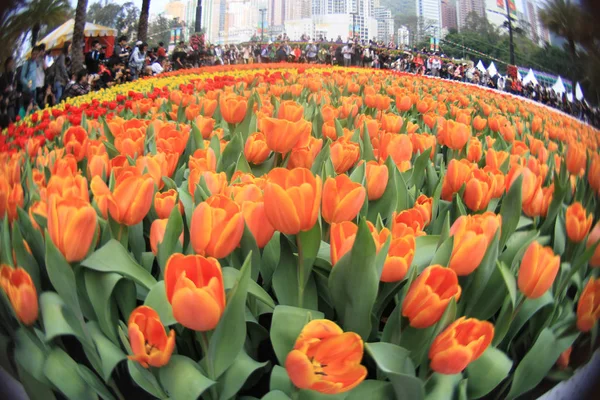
xmin=159 ymin=355 xmax=215 ymax=400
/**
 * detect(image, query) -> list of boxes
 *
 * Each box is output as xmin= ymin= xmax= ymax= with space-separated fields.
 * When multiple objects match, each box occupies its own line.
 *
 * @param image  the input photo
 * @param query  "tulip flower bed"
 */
xmin=1 ymin=63 xmax=600 ymax=400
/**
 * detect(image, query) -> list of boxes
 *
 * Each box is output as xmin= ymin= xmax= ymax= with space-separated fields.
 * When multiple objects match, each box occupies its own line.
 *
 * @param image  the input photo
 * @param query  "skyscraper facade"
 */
xmin=416 ymin=0 xmax=442 ymax=40
xmin=457 ymin=0 xmax=486 ymax=30
xmin=441 ymin=0 xmax=458 ymax=31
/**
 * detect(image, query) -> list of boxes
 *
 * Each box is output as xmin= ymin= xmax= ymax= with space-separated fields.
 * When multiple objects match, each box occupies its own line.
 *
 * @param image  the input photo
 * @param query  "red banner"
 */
xmin=497 ymin=0 xmax=504 ymax=7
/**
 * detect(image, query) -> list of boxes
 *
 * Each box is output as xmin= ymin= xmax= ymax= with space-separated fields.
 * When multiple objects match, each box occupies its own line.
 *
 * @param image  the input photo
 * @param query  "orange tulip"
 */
xmin=577 ymin=276 xmax=600 ymax=332
xmin=381 ymin=113 xmax=404 ymax=133
xmin=396 ymin=95 xmax=412 ymax=112
xmin=63 ymin=126 xmax=88 ymax=161
xmin=402 ymin=265 xmax=461 ymax=328
xmin=150 ymin=218 xmax=184 ymax=255
xmin=443 ymin=120 xmax=471 ymax=150
xmin=242 ymin=201 xmax=276 ymax=248
xmin=506 ymin=166 xmax=540 ymax=207
xmin=463 ymin=169 xmax=496 ymax=211
xmin=277 ymin=100 xmax=305 ymax=122
xmin=136 ymin=153 xmax=169 ymax=190
xmin=441 ymin=159 xmax=475 ymax=201
xmin=330 ymin=221 xmax=358 ymax=265
xmin=331 ymin=137 xmax=360 ymax=174
xmin=485 ymin=149 xmax=509 ymax=170
xmin=0 ymin=178 xmax=23 ymax=223
xmin=288 ymin=137 xmax=323 ymax=170
xmin=193 ymin=115 xmax=216 ymax=139
xmin=448 ymin=212 xmax=501 ymax=276
xmin=381 ymin=232 xmax=415 ymax=283
xmin=47 ymin=196 xmax=97 ymax=263
xmin=219 ymin=94 xmax=247 ymax=124
xmin=321 ymin=120 xmax=338 ymax=141
xmin=190 ymin=195 xmax=244 ymax=259
xmin=472 ymin=115 xmax=487 ymax=131
xmin=379 ymin=133 xmax=413 ymax=170
xmin=414 ymin=195 xmax=433 ymax=227
xmin=285 ymin=319 xmax=367 ymax=394
xmin=365 ymin=161 xmax=388 ymax=200
xmin=566 ymin=143 xmax=586 ymax=176
xmin=467 ymin=137 xmax=482 ymax=162
xmin=392 ymin=208 xmax=426 ymax=236
xmin=264 ymin=168 xmax=322 ymax=235
xmin=566 ymin=202 xmax=592 ymax=243
xmin=262 ymin=117 xmax=312 ymax=154
xmin=518 ymin=241 xmax=560 ymax=299
xmin=189 ymin=148 xmax=217 ymax=173
xmin=165 ymin=254 xmax=226 ymax=331
xmin=429 ymin=317 xmax=494 ymax=374
xmin=154 ymin=189 xmax=183 ymax=219
xmin=522 ymin=183 xmax=553 ymax=218
xmin=128 ymin=306 xmax=175 ymax=368
xmin=107 ymin=170 xmax=155 ymax=226
xmin=322 ymin=175 xmax=366 ymax=224
xmin=587 ymin=221 xmax=600 ymax=268
xmin=87 ymin=152 xmax=110 ymax=180
xmin=244 ymin=132 xmax=271 ymax=165
xmin=45 ymin=173 xmax=89 ymax=203
xmin=188 ymin=170 xmax=228 ymax=198
xmin=0 ymin=265 xmax=38 ymax=325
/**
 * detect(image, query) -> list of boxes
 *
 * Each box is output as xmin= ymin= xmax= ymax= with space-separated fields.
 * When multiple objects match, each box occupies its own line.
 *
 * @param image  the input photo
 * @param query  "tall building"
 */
xmin=269 ymin=0 xmax=285 ymax=26
xmin=373 ymin=6 xmax=394 ymax=42
xmin=285 ymin=0 xmax=311 ymax=20
xmin=165 ymin=0 xmax=187 ymax=21
xmin=441 ymin=0 xmax=458 ymax=31
xmin=308 ymin=0 xmax=379 ymax=42
xmin=457 ymin=0 xmax=486 ymax=30
xmin=398 ymin=25 xmax=410 ymax=47
xmin=416 ymin=0 xmax=442 ymax=40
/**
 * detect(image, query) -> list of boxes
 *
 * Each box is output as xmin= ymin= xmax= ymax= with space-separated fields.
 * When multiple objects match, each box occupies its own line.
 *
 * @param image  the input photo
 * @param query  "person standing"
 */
xmin=157 ymin=42 xmax=167 ymax=60
xmin=112 ymin=36 xmax=130 ymax=66
xmin=52 ymin=41 xmax=70 ymax=102
xmin=85 ymin=40 xmax=102 ymax=75
xmin=341 ymin=42 xmax=353 ymax=67
xmin=431 ymin=56 xmax=441 ymax=77
xmin=129 ymin=41 xmax=147 ymax=80
xmin=306 ymin=41 xmax=317 ymax=63
xmin=20 ymin=47 xmax=39 ymax=102
xmin=34 ymin=45 xmax=46 ymax=108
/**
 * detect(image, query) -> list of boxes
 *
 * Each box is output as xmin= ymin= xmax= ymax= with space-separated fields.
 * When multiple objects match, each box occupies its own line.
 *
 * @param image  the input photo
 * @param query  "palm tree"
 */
xmin=71 ymin=0 xmax=88 ymax=72
xmin=138 ymin=0 xmax=151 ymax=43
xmin=538 ymin=0 xmax=583 ymax=68
xmin=13 ymin=0 xmax=71 ymax=47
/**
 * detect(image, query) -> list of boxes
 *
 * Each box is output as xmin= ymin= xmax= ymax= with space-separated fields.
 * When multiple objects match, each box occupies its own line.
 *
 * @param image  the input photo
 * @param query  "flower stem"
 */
xmin=297 ymin=234 xmax=304 ymax=309
xmin=198 ymin=331 xmax=218 ymax=400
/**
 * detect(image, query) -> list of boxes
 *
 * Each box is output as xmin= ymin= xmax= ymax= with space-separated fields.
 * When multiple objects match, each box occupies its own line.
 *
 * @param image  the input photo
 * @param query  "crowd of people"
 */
xmin=0 ymin=34 xmax=598 ymax=129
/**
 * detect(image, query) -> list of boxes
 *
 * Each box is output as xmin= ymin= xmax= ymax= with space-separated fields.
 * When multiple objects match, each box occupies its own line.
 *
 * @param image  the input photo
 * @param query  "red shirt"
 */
xmin=157 ymin=47 xmax=167 ymax=57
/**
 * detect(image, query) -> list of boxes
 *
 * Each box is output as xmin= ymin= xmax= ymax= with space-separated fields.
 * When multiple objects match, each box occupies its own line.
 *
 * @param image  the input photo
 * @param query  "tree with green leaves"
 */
xmin=87 ymin=1 xmax=140 ymax=38
xmin=12 ymin=0 xmax=72 ymax=47
xmin=538 ymin=0 xmax=584 ymax=73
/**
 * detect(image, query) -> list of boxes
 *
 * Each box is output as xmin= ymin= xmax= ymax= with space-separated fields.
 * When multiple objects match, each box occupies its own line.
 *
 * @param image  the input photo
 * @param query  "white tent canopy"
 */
xmin=487 ymin=62 xmax=498 ymax=78
xmin=476 ymin=60 xmax=486 ymax=73
xmin=522 ymin=68 xmax=539 ymax=86
xmin=552 ymin=76 xmax=566 ymax=94
xmin=566 ymin=92 xmax=573 ymax=102
xmin=575 ymin=82 xmax=584 ymax=101
xmin=35 ymin=18 xmax=116 ymax=51
xmin=517 ymin=70 xmax=523 ymax=81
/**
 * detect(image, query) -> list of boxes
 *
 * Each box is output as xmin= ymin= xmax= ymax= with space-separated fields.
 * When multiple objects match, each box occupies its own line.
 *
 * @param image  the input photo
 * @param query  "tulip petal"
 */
xmin=171 ymin=286 xmax=223 ymax=331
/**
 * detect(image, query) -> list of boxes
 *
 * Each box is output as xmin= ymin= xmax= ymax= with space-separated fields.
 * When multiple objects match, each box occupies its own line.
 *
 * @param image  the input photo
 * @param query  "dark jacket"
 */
xmin=53 ymin=54 xmax=70 ymax=86
xmin=85 ymin=50 xmax=101 ymax=74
